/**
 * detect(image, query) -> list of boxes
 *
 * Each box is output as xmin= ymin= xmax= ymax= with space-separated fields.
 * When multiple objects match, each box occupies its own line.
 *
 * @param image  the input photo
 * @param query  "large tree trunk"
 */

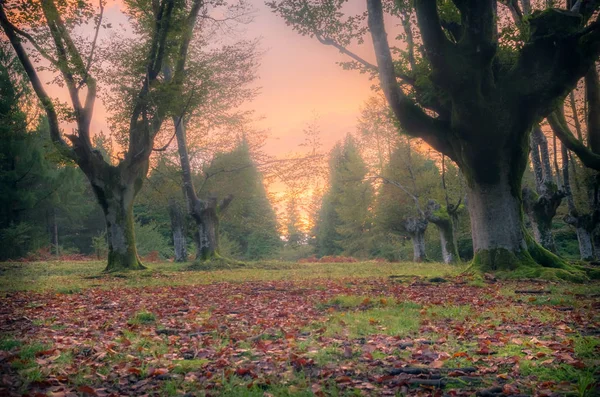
xmin=459 ymin=136 xmax=570 ymax=274
xmin=404 ymin=217 xmax=427 ymax=262
xmin=168 ymin=198 xmax=187 ymax=262
xmin=196 ymin=201 xmax=220 ymax=261
xmin=88 ymin=165 xmax=146 ymax=272
xmin=426 ymin=200 xmax=460 ymax=264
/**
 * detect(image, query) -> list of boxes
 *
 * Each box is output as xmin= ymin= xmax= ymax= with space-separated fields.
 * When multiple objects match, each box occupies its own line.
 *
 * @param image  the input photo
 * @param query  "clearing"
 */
xmin=0 ymin=261 xmax=598 ymax=396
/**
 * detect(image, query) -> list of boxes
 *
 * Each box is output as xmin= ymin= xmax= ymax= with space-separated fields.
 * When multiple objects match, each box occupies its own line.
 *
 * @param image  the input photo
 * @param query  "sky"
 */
xmin=49 ymin=0 xmax=377 ymax=159
xmin=240 ymin=0 xmax=375 ymax=155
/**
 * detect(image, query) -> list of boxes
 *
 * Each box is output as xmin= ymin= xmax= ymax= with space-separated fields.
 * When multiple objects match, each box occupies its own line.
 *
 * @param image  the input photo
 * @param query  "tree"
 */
xmin=357 ymin=96 xmax=463 ymax=263
xmin=0 ymin=0 xmax=204 ymax=271
xmin=201 ymin=140 xmax=281 ymax=260
xmin=316 ymin=135 xmax=373 ymax=258
xmin=269 ymin=0 xmax=600 ymax=278
xmin=375 ymin=138 xmax=440 ymax=262
xmin=167 ymin=38 xmax=260 ymax=262
xmin=522 ymin=126 xmax=565 ymax=253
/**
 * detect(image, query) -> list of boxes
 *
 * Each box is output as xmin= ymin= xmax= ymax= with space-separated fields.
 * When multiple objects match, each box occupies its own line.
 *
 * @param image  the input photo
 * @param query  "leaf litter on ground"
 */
xmin=0 ymin=275 xmax=598 ymax=396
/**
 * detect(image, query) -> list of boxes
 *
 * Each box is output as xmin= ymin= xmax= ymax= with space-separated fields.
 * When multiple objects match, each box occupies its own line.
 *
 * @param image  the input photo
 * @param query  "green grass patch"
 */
xmin=573 ymin=335 xmax=600 ymax=359
xmin=127 ymin=310 xmax=156 ymax=325
xmin=425 ymin=304 xmax=472 ymax=320
xmin=172 ymin=359 xmax=210 ymax=374
xmin=0 ymin=260 xmax=460 ymax=292
xmin=324 ymin=301 xmax=421 ymax=338
xmin=0 ymin=338 xmax=22 ymax=351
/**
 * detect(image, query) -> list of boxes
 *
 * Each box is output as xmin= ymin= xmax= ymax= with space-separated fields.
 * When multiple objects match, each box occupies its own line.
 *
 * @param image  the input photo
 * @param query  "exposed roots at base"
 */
xmin=466 ymin=238 xmax=592 ymax=283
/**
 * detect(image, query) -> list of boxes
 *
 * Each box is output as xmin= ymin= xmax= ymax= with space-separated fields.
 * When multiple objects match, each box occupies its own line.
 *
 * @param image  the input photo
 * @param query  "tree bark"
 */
xmin=172 ymin=115 xmax=233 ymax=262
xmin=196 ymin=199 xmax=220 ymax=261
xmin=426 ymin=200 xmax=460 ymax=264
xmin=89 ymin=165 xmax=146 ymax=272
xmin=522 ymin=127 xmax=564 ymax=253
xmin=404 ymin=217 xmax=427 ymax=262
xmin=458 ymin=136 xmax=568 ymax=273
xmin=168 ymin=198 xmax=187 ymax=262
xmin=50 ymin=207 xmax=59 ymax=257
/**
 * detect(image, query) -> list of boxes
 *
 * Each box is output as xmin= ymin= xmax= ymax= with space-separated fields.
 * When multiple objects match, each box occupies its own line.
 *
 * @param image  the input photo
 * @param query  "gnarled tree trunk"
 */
xmin=168 ymin=198 xmax=187 ymax=262
xmin=404 ymin=217 xmax=427 ymax=262
xmin=456 ymin=130 xmax=567 ymax=273
xmin=523 ymin=126 xmax=564 ymax=253
xmin=89 ymin=164 xmax=147 ymax=272
xmin=173 ymin=115 xmax=233 ymax=261
xmin=426 ymin=200 xmax=460 ymax=264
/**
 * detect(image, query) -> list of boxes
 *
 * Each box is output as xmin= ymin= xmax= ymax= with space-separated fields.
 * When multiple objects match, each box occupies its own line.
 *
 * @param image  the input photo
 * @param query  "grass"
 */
xmin=127 ymin=310 xmax=156 ymax=325
xmin=324 ymin=301 xmax=422 ymax=338
xmin=0 ymin=260 xmax=460 ymax=292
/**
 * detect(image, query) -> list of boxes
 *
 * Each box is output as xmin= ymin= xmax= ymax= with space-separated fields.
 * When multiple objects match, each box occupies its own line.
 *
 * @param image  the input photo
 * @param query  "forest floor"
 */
xmin=0 ymin=261 xmax=599 ymax=397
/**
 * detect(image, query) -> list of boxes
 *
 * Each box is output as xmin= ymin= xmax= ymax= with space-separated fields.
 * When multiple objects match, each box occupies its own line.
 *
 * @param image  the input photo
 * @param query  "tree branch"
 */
xmin=367 ymin=0 xmax=455 ymax=158
xmin=0 ymin=3 xmax=75 ymax=160
xmin=548 ymin=108 xmax=600 ymax=170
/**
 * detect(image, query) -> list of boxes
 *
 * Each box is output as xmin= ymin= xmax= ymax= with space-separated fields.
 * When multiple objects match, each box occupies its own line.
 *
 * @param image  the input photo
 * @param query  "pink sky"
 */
xmin=88 ymin=0 xmax=376 ymax=156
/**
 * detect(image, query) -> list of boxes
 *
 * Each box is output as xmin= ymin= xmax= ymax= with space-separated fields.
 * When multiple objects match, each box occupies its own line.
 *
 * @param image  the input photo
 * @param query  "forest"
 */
xmin=1 ymin=0 xmax=600 ymax=396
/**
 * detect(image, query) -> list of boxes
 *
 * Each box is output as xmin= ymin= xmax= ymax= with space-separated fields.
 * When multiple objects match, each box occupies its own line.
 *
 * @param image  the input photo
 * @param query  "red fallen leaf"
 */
xmin=374 ymin=375 xmax=395 ymax=383
xmin=77 ymin=385 xmax=97 ymax=396
xmin=453 ymin=352 xmax=468 ymax=358
xmin=35 ymin=349 xmax=56 ymax=357
xmin=502 ymin=383 xmax=520 ymax=395
xmin=236 ymin=367 xmax=251 ymax=376
xmin=431 ymin=360 xmax=445 ymax=368
xmin=127 ymin=367 xmax=141 ymax=375
xmin=335 ymin=376 xmax=352 ymax=383
xmin=475 ymin=347 xmax=496 ymax=355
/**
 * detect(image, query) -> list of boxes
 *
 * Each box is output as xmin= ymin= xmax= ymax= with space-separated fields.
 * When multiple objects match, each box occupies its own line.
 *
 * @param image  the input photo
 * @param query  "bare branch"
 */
xmin=78 ymin=0 xmax=104 ymax=89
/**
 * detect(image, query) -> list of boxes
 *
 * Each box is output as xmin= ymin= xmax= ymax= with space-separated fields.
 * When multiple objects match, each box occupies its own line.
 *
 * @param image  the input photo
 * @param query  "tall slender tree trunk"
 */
xmin=172 ymin=116 xmax=233 ymax=261
xmin=168 ymin=198 xmax=187 ymax=262
xmin=50 ymin=207 xmax=59 ymax=258
xmin=562 ymin=144 xmax=596 ymax=260
xmin=404 ymin=217 xmax=427 ymax=262
xmin=522 ymin=126 xmax=564 ymax=253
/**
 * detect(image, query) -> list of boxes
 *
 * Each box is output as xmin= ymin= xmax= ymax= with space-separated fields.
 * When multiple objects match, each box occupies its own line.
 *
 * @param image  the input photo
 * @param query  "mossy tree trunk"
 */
xmin=404 ymin=217 xmax=428 ymax=262
xmin=88 ymin=161 xmax=148 ymax=272
xmin=522 ymin=126 xmax=564 ymax=253
xmin=196 ymin=199 xmax=220 ymax=261
xmin=426 ymin=200 xmax=460 ymax=264
xmin=173 ymin=115 xmax=233 ymax=261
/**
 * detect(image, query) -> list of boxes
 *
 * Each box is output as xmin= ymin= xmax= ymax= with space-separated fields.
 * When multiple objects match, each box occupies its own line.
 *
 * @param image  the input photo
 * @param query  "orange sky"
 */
xmin=243 ymin=0 xmax=374 ymax=155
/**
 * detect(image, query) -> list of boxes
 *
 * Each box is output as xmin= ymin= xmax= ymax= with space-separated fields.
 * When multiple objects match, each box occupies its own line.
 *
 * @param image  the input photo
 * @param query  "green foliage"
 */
xmin=0 ymin=50 xmax=104 ymax=260
xmin=134 ymin=220 xmax=173 ymax=259
xmin=316 ymin=135 xmax=373 ymax=257
xmin=375 ymin=138 xmax=440 ymax=236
